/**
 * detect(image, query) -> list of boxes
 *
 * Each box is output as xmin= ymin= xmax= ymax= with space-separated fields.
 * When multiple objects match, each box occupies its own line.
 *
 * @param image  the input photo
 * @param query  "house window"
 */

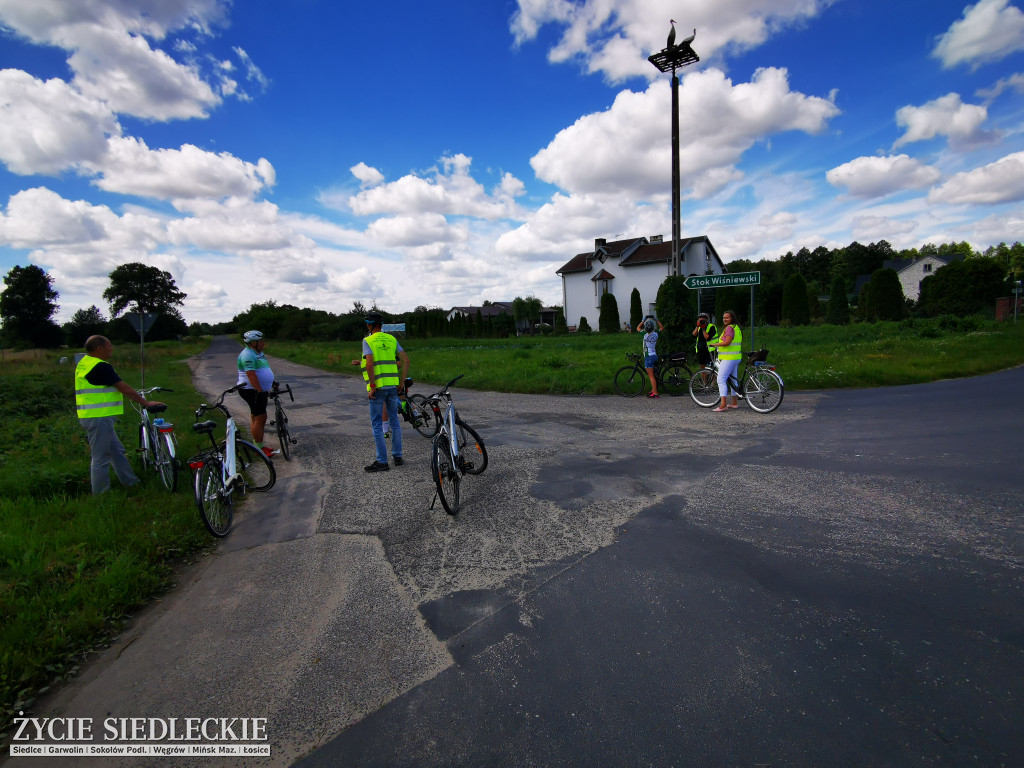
xmin=595 ymin=280 xmax=610 ymax=307
xmin=923 ymin=263 xmax=932 ymax=273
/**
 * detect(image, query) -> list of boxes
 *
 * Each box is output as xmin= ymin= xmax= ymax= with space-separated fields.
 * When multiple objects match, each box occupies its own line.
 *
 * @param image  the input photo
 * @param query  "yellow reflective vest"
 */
xmin=719 ymin=325 xmax=743 ymax=361
xmin=363 ymin=332 xmax=400 ymax=391
xmin=75 ymin=355 xmax=123 ymax=418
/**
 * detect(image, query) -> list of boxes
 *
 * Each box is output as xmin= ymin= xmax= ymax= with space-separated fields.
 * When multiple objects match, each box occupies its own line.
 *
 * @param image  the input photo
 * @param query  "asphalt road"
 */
xmin=23 ymin=337 xmax=1024 ymax=767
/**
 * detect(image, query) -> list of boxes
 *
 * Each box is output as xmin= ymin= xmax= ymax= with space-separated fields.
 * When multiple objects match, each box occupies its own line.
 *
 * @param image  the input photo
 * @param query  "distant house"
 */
xmin=447 ymin=301 xmax=558 ymax=333
xmin=882 ymin=254 xmax=965 ymax=302
xmin=556 ymin=235 xmax=725 ymax=331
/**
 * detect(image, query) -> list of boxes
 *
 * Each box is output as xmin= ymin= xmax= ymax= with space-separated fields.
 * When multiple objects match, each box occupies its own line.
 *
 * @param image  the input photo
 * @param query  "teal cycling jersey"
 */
xmin=237 ymin=347 xmax=275 ymax=390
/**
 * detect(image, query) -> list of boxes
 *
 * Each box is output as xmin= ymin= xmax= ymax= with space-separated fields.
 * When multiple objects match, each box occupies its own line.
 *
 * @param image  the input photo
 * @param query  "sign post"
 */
xmin=125 ymin=311 xmax=160 ymax=388
xmin=684 ymin=272 xmax=761 ymax=349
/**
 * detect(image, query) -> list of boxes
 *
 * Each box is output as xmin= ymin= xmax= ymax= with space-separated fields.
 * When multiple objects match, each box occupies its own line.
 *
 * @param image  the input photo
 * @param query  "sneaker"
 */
xmin=647 ymin=392 xmax=660 ymax=398
xmin=364 ymin=460 xmax=390 ymax=473
xmin=393 ymin=457 xmax=404 ymax=466
xmin=261 ymin=446 xmax=279 ymax=458
xmin=384 ymin=431 xmax=391 ymax=440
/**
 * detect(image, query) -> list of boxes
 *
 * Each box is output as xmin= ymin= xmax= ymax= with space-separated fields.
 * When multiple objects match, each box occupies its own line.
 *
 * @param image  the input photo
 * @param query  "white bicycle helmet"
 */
xmin=242 ymin=330 xmax=264 ymax=344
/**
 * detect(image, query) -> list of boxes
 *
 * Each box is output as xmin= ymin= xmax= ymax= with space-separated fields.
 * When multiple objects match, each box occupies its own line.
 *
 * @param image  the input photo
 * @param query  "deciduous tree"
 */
xmin=0 ymin=264 xmax=62 ymax=347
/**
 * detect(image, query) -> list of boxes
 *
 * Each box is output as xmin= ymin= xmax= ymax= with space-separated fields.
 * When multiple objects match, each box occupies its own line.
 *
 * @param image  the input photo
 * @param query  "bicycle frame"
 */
xmin=129 ymin=385 xmax=177 ymax=489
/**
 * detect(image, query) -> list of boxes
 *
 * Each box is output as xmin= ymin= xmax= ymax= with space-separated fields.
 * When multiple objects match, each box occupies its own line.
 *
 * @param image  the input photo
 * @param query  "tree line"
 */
xmin=3 ymin=239 xmax=1020 ymax=349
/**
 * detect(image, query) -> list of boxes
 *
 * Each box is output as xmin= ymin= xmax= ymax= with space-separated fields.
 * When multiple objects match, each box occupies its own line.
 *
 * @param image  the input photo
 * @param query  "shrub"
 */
xmin=598 ymin=292 xmax=620 ymax=333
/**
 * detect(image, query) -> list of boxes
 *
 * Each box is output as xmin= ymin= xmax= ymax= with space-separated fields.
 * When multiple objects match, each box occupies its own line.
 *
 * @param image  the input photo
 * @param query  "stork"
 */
xmin=668 ymin=19 xmax=676 ymax=48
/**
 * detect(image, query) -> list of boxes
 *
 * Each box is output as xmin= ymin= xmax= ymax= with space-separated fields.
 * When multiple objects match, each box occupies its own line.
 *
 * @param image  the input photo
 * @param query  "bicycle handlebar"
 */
xmin=194 ymin=385 xmax=242 ymax=420
xmin=270 ymin=382 xmax=294 ymax=402
xmin=425 ymin=374 xmax=465 ymax=402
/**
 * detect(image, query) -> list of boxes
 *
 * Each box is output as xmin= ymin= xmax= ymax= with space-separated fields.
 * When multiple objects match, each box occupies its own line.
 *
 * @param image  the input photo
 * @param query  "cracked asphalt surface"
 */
xmin=20 ymin=337 xmax=1024 ymax=767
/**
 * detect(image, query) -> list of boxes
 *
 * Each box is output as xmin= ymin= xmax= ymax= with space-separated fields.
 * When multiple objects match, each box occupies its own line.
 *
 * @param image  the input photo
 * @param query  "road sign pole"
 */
xmin=750 ymin=286 xmax=755 ymax=351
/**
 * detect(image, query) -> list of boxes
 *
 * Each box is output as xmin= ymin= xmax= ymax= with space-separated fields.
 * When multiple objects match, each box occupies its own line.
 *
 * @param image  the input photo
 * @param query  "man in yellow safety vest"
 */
xmin=75 ymin=335 xmax=164 ymax=494
xmin=361 ymin=312 xmax=410 ymax=472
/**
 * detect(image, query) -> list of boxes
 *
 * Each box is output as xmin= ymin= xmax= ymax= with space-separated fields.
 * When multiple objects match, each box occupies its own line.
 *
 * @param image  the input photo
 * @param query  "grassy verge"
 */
xmin=0 ymin=339 xmax=218 ymax=732
xmin=268 ymin=316 xmax=1024 ymax=395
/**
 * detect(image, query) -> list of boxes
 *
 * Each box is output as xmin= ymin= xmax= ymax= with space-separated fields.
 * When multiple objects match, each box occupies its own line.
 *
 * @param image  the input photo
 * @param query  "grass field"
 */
xmin=0 ymin=339 xmax=220 ymax=732
xmin=268 ymin=316 xmax=1024 ymax=395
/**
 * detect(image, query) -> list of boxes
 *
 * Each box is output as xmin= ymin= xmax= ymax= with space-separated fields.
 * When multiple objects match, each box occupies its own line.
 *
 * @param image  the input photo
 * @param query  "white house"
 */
xmin=556 ymin=235 xmax=725 ymax=330
xmin=883 ymin=254 xmax=964 ymax=302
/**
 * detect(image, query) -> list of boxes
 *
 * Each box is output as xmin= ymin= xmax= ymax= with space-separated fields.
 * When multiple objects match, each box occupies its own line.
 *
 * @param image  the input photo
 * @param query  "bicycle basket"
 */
xmin=747 ymin=348 xmax=769 ymax=363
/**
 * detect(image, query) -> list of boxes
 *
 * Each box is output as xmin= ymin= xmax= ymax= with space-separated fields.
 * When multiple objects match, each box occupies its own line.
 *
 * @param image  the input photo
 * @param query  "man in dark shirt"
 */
xmin=75 ymin=335 xmax=164 ymax=494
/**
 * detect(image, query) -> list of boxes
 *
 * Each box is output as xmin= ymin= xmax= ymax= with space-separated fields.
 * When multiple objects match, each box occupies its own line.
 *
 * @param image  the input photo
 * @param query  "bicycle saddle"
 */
xmin=191 ymin=421 xmax=218 ymax=434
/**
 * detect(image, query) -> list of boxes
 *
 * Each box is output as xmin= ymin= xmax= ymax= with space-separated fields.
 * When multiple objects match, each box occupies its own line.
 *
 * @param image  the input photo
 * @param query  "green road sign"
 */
xmin=684 ymin=271 xmax=760 ymax=289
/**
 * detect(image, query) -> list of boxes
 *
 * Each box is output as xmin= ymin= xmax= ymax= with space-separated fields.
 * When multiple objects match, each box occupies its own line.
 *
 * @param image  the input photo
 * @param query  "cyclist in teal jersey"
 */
xmin=236 ymin=330 xmax=278 ymax=458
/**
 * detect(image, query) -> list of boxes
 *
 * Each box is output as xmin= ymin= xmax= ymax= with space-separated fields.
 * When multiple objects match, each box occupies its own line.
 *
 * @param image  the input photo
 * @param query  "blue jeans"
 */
xmin=369 ymin=387 xmax=403 ymax=464
xmin=80 ymin=416 xmax=139 ymax=494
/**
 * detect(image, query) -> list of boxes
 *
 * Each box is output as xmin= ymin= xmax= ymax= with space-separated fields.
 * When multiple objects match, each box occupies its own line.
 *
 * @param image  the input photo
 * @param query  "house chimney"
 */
xmin=595 ymin=238 xmax=606 ymax=249
xmin=650 ymin=235 xmax=663 ymax=244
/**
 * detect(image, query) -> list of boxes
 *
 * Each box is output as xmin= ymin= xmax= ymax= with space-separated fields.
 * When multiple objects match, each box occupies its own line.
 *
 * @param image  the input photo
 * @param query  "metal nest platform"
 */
xmin=647 ymin=44 xmax=700 ymax=73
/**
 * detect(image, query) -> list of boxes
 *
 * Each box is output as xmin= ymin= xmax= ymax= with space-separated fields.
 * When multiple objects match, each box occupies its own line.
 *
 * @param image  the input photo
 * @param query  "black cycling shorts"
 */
xmin=237 ymin=387 xmax=269 ymax=417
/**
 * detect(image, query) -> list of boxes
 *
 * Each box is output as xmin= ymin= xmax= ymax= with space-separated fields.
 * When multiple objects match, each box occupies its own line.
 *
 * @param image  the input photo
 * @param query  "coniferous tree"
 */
xmin=598 ymin=292 xmax=620 ymax=333
xmin=629 ymin=288 xmax=643 ymax=330
xmin=864 ymin=268 xmax=904 ymax=322
xmin=825 ymin=276 xmax=850 ymax=325
xmin=781 ymin=273 xmax=810 ymax=326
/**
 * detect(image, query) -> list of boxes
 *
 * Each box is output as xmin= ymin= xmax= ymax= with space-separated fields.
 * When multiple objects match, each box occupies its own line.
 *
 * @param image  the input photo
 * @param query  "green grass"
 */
xmin=268 ymin=316 xmax=1024 ymax=394
xmin=0 ymin=339 xmax=218 ymax=732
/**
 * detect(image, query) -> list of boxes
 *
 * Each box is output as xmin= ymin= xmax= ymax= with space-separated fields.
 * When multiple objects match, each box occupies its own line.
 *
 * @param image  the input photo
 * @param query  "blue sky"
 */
xmin=0 ymin=0 xmax=1022 ymax=323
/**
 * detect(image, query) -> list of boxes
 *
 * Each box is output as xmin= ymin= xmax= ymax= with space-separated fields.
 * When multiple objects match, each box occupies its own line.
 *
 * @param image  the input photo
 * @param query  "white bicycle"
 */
xmin=130 ymin=386 xmax=178 ymax=492
xmin=424 ymin=375 xmax=488 ymax=516
xmin=187 ymin=386 xmax=276 ymax=537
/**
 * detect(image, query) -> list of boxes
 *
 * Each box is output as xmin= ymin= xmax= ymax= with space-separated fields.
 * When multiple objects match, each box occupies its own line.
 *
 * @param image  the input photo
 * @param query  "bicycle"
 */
xmin=424 ymin=374 xmax=488 ymax=516
xmin=130 ymin=386 xmax=178 ymax=492
xmin=186 ymin=386 xmax=277 ymax=537
xmin=613 ymin=351 xmax=692 ymax=397
xmin=395 ymin=378 xmax=438 ymax=438
xmin=267 ymin=382 xmax=297 ymax=461
xmin=688 ymin=348 xmax=785 ymax=413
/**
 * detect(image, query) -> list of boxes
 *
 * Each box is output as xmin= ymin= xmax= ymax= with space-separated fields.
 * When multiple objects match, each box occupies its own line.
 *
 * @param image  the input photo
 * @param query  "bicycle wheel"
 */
xmin=659 ymin=364 xmax=692 ymax=397
xmin=138 ymin=424 xmax=152 ymax=471
xmin=744 ymin=368 xmax=785 ymax=413
xmin=689 ymin=368 xmax=720 ymax=407
xmin=229 ymin=439 xmax=277 ymax=491
xmin=410 ymin=394 xmax=439 ymax=437
xmin=195 ymin=457 xmax=233 ymax=537
xmin=275 ymin=403 xmax=291 ymax=461
xmin=431 ymin=433 xmax=460 ymax=515
xmin=154 ymin=431 xmax=178 ymax=492
xmin=455 ymin=420 xmax=488 ymax=475
xmin=614 ymin=365 xmax=647 ymax=397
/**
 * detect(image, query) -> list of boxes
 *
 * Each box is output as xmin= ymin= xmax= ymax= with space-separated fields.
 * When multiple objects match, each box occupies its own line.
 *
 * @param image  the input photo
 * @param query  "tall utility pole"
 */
xmin=648 ymin=24 xmax=699 ymax=277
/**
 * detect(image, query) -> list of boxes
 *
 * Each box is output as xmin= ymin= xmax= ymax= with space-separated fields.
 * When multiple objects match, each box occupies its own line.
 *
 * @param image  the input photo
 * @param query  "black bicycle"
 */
xmin=613 ymin=351 xmax=692 ymax=397
xmin=268 ymin=382 xmax=296 ymax=460
xmin=397 ymin=378 xmax=438 ymax=438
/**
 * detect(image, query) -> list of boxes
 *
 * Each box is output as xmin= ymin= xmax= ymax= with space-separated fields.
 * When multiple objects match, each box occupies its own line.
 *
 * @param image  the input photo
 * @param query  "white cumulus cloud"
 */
xmin=826 ymin=155 xmax=943 ymax=198
xmin=893 ymin=93 xmax=993 ymax=149
xmin=0 ymin=69 xmax=119 ymax=175
xmin=531 ymin=67 xmax=838 ymax=198
xmin=933 ymin=0 xmax=1024 ymax=69
xmin=928 ymin=151 xmax=1024 ymax=204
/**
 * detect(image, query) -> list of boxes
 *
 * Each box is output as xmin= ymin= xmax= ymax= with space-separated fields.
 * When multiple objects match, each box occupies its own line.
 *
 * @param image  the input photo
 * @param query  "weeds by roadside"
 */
xmin=0 ymin=340 xmax=214 ymax=733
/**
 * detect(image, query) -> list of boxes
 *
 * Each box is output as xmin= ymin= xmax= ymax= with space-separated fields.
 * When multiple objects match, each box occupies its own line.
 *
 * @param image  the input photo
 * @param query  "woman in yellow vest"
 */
xmin=708 ymin=310 xmax=742 ymax=412
xmin=75 ymin=335 xmax=164 ymax=494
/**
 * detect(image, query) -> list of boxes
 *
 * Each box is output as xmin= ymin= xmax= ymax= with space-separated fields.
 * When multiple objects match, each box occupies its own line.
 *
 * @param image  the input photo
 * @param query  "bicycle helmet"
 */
xmin=697 ymin=312 xmax=710 ymax=321
xmin=365 ymin=311 xmax=383 ymax=325
xmin=643 ymin=318 xmax=656 ymax=332
xmin=242 ymin=330 xmax=264 ymax=344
